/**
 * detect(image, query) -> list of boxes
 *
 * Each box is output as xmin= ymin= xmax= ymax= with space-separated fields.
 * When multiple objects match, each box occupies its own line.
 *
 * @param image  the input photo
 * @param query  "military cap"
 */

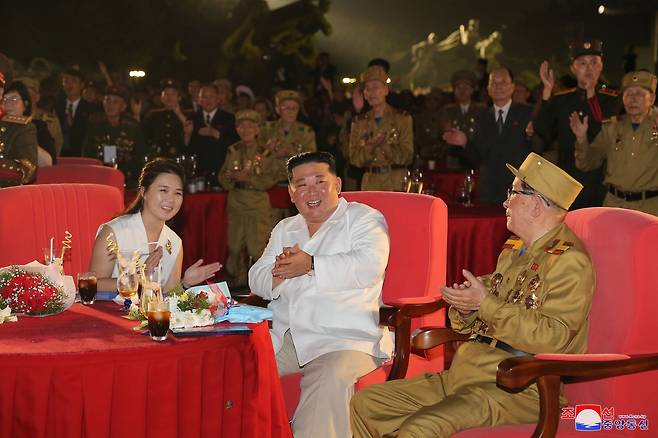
xmin=569 ymin=39 xmax=603 ymax=60
xmin=84 ymin=79 xmax=101 ymax=90
xmin=275 ymin=89 xmax=301 ymax=107
xmin=160 ymin=78 xmax=180 ymax=92
xmin=622 ymin=70 xmax=657 ymax=93
xmin=359 ymin=65 xmax=389 ymax=85
xmin=104 ymin=85 xmax=129 ymax=101
xmin=235 ymin=109 xmax=261 ymax=125
xmin=16 ymin=76 xmax=40 ymax=93
xmin=450 ymin=69 xmax=478 ymax=87
xmin=506 ymin=152 xmax=583 ymax=210
xmin=0 ymin=52 xmax=12 ymax=88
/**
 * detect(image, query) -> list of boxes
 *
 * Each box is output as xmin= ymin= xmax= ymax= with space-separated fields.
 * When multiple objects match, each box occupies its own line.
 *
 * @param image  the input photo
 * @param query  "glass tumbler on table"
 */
xmin=78 ymin=271 xmax=98 ymax=305
xmin=147 ymin=299 xmax=170 ymax=341
xmin=117 ymin=268 xmax=139 ymax=312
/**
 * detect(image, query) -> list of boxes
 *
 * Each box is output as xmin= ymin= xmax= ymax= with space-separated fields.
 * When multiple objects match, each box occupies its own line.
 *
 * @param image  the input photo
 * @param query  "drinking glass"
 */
xmin=147 ymin=299 xmax=170 ymax=341
xmin=117 ymin=267 xmax=139 ymax=312
xmin=78 ymin=271 xmax=98 ymax=305
xmin=140 ymin=266 xmax=161 ymax=317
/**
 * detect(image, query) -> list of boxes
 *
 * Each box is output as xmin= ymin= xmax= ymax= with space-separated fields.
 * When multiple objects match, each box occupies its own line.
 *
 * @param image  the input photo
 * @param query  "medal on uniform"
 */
xmin=510 ymin=289 xmax=524 ymax=304
xmin=506 ymin=270 xmax=527 ymax=303
xmin=525 ymin=293 xmax=539 ymax=310
xmin=490 ymin=273 xmax=503 ymax=296
xmin=523 ymin=275 xmax=541 ymax=309
xmin=165 ymin=239 xmax=172 ymax=255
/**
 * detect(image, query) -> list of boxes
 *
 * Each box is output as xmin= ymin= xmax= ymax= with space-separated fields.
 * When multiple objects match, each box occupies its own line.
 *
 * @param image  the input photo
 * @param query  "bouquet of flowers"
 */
xmin=0 ymin=265 xmax=70 ymax=316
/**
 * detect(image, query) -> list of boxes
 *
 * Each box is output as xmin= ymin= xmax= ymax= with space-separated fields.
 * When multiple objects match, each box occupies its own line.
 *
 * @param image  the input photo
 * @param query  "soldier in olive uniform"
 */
xmin=260 ymin=89 xmax=317 ymax=183
xmin=570 ymin=71 xmax=658 ymax=216
xmin=19 ymin=76 xmax=64 ymax=157
xmin=439 ymin=70 xmax=486 ymax=168
xmin=142 ymin=79 xmax=189 ymax=158
xmin=535 ymin=39 xmax=621 ymax=209
xmin=82 ymin=86 xmax=147 ymax=189
xmin=352 ymin=153 xmax=594 ymax=437
xmin=219 ymin=110 xmax=279 ymax=288
xmin=349 ymin=66 xmax=413 ymax=191
xmin=0 ymin=70 xmax=38 ymax=187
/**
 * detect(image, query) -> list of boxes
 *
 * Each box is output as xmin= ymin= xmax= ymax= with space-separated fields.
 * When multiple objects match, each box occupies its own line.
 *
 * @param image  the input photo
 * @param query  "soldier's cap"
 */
xmin=359 ymin=65 xmax=389 ymax=85
xmin=506 ymin=152 xmax=583 ymax=210
xmin=235 ymin=109 xmax=261 ymax=125
xmin=622 ymin=70 xmax=657 ymax=93
xmin=84 ymin=79 xmax=101 ymax=90
xmin=0 ymin=52 xmax=12 ymax=88
xmin=275 ymin=89 xmax=301 ymax=107
xmin=569 ymin=39 xmax=603 ymax=61
xmin=450 ymin=69 xmax=478 ymax=87
xmin=62 ymin=68 xmax=84 ymax=81
xmin=160 ymin=78 xmax=180 ymax=92
xmin=16 ymin=76 xmax=40 ymax=93
xmin=213 ymin=78 xmax=233 ymax=92
xmin=104 ymin=85 xmax=129 ymax=101
xmin=236 ymin=84 xmax=255 ymax=102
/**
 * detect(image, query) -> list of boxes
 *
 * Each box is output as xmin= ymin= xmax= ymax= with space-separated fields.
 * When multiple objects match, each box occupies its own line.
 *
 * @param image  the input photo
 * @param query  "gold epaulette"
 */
xmin=599 ymin=87 xmax=619 ymax=97
xmin=1 ymin=114 xmax=32 ymax=125
xmin=544 ymin=239 xmax=574 ymax=255
xmin=602 ymin=116 xmax=617 ymax=124
xmin=553 ymin=87 xmax=577 ymax=96
xmin=502 ymin=236 xmax=523 ymax=251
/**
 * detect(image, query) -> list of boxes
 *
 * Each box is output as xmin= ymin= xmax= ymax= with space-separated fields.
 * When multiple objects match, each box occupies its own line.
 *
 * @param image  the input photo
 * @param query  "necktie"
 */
xmin=66 ymin=103 xmax=74 ymax=127
xmin=496 ymin=109 xmax=504 ymax=135
xmin=205 ymin=113 xmax=211 ymax=125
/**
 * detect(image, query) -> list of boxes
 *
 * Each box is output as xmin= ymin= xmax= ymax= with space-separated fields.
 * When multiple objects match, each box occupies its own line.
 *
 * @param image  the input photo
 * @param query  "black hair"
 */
xmin=367 ymin=58 xmax=390 ymax=74
xmin=200 ymin=82 xmax=220 ymax=94
xmin=123 ymin=158 xmax=186 ymax=215
xmin=4 ymin=81 xmax=33 ymax=116
xmin=287 ymin=151 xmax=336 ymax=182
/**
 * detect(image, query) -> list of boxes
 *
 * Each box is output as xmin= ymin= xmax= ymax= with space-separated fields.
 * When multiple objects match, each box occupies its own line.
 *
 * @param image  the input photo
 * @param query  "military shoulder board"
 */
xmin=502 ymin=236 xmax=523 ymax=251
xmin=544 ymin=239 xmax=574 ymax=255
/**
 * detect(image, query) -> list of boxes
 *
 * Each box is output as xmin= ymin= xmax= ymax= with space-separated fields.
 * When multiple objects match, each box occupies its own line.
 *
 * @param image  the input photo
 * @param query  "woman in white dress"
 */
xmin=89 ymin=158 xmax=221 ymax=294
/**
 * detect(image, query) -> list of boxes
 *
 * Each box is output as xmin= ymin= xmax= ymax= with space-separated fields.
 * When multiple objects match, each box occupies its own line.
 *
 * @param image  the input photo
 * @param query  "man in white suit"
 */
xmin=249 ymin=151 xmax=393 ymax=438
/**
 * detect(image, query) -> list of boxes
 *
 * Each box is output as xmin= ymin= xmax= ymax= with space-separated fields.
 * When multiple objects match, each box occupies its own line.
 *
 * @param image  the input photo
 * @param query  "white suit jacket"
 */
xmin=249 ymin=198 xmax=394 ymax=366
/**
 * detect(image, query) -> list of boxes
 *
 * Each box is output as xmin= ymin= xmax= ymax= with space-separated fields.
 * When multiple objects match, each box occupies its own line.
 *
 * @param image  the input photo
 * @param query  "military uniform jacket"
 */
xmin=535 ymin=86 xmax=621 ymax=208
xmin=440 ymin=102 xmax=486 ymax=140
xmin=349 ymin=104 xmax=413 ymax=169
xmin=82 ymin=113 xmax=147 ymax=188
xmin=260 ymin=120 xmax=317 ymax=158
xmin=0 ymin=115 xmax=38 ymax=186
xmin=218 ymin=141 xmax=279 ymax=193
xmin=575 ymin=110 xmax=658 ymax=192
xmin=142 ymin=108 xmax=189 ymax=158
xmin=451 ymin=222 xmax=593 ymax=355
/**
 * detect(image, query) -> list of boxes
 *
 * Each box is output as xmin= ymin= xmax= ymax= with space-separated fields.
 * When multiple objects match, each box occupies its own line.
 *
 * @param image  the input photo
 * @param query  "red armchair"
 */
xmin=270 ymin=191 xmax=448 ymax=417
xmin=35 ymin=164 xmax=125 ymax=203
xmin=56 ymin=157 xmax=103 ymax=166
xmin=0 ymin=183 xmax=124 ymax=281
xmin=410 ymin=207 xmax=658 ymax=438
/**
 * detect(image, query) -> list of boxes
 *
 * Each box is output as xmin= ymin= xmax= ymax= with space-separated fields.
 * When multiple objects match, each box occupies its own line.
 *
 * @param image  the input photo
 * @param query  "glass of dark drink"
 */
xmin=147 ymin=299 xmax=170 ymax=341
xmin=78 ymin=271 xmax=98 ymax=305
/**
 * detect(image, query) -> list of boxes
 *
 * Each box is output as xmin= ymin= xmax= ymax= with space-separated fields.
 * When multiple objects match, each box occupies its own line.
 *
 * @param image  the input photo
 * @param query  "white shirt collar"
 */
xmin=459 ymin=103 xmax=470 ymax=114
xmin=203 ymin=108 xmax=217 ymax=122
xmin=66 ymin=98 xmax=81 ymax=116
xmin=493 ymin=100 xmax=512 ymax=122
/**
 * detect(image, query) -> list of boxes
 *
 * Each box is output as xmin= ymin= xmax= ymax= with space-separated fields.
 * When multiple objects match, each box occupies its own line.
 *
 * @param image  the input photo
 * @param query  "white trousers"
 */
xmin=276 ymin=331 xmax=384 ymax=438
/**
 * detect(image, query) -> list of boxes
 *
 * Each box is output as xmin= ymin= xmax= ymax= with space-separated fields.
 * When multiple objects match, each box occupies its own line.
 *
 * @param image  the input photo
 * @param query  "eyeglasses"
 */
xmin=507 ymin=187 xmax=552 ymax=207
xmin=1 ymin=95 xmax=21 ymax=104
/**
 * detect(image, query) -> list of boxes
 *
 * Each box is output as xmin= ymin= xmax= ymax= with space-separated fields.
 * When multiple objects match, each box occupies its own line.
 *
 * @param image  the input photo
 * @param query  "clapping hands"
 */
xmin=272 ymin=244 xmax=312 ymax=280
xmin=441 ymin=269 xmax=487 ymax=315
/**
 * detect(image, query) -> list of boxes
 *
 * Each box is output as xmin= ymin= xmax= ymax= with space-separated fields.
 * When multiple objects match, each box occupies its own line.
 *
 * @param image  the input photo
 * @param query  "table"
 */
xmin=446 ymin=204 xmax=510 ymax=286
xmin=0 ymin=302 xmax=292 ymax=438
xmin=424 ymin=170 xmax=480 ymax=205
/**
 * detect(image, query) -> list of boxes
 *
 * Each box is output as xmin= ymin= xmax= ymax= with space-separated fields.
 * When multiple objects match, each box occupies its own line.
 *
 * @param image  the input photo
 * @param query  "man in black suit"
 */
xmin=444 ymin=67 xmax=535 ymax=204
xmin=186 ymin=83 xmax=238 ymax=180
xmin=55 ymin=69 xmax=99 ymax=156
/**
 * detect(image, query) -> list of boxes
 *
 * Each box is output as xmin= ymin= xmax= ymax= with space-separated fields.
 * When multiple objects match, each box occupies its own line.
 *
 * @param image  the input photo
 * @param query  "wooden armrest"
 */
xmin=495 ymin=353 xmax=658 ymax=438
xmin=379 ymin=297 xmax=447 ymax=381
xmin=411 ymin=327 xmax=471 ymax=354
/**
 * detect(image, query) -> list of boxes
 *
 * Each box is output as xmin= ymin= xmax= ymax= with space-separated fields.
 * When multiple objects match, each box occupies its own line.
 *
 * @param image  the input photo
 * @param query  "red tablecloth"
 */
xmin=424 ymin=170 xmax=480 ymax=204
xmin=0 ymin=302 xmax=291 ymax=438
xmin=447 ymin=205 xmax=510 ymax=286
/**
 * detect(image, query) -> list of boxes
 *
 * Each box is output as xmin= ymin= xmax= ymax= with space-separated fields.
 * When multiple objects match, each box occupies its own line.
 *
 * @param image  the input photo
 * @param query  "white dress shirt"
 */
xmin=493 ymin=99 xmax=512 ymax=123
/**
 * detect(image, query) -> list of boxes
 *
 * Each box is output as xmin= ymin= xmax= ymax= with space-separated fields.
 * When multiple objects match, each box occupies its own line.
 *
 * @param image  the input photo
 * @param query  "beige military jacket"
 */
xmin=260 ymin=120 xmax=316 ymax=158
xmin=348 ymin=104 xmax=413 ymax=168
xmin=0 ymin=114 xmax=38 ymax=186
xmin=575 ymin=110 xmax=658 ymax=192
xmin=218 ymin=141 xmax=279 ymax=193
xmin=450 ymin=222 xmax=594 ymax=356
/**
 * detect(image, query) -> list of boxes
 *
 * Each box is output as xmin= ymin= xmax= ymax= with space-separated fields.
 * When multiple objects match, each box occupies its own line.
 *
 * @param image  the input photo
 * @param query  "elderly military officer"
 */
xmin=349 ymin=66 xmax=413 ymax=191
xmin=142 ymin=79 xmax=189 ymax=158
xmin=570 ymin=70 xmax=658 ymax=216
xmin=351 ymin=152 xmax=594 ymax=438
xmin=261 ymin=89 xmax=317 ymax=182
xmin=0 ymin=56 xmax=38 ymax=187
xmin=535 ymin=39 xmax=621 ymax=209
xmin=218 ymin=110 xmax=278 ymax=288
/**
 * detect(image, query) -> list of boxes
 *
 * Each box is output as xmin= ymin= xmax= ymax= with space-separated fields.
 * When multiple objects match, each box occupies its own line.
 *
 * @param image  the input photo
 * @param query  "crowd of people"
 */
xmin=1 ymin=37 xmax=657 ymax=437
